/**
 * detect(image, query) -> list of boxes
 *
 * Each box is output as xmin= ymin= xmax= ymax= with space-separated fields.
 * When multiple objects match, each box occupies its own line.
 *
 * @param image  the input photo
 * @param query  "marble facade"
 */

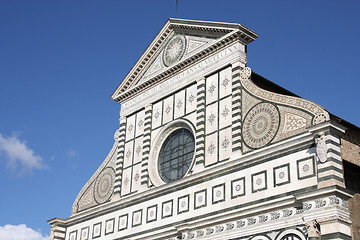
xmin=48 ymin=19 xmax=356 ymax=240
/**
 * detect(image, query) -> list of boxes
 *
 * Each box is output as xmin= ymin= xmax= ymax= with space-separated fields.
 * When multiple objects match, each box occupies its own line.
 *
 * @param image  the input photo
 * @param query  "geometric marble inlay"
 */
xmin=243 ymin=103 xmax=280 ymax=149
xmin=94 ymin=167 xmax=115 ymax=204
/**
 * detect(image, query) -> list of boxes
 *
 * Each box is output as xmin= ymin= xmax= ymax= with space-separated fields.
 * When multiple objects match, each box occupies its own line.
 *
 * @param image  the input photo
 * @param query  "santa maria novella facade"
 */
xmin=48 ymin=19 xmax=358 ymax=240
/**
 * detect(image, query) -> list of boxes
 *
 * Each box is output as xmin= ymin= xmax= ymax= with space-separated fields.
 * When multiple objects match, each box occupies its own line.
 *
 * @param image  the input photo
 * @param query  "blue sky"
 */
xmin=0 ymin=0 xmax=359 ymax=239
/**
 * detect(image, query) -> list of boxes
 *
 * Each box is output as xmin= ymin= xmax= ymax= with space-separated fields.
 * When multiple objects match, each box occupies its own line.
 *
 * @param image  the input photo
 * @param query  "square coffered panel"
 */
xmin=132 ymin=209 xmax=143 ymax=227
xmin=205 ymin=132 xmax=218 ymax=166
xmin=178 ymin=195 xmax=190 ymax=214
xmin=121 ymin=167 xmax=132 ymax=196
xmin=194 ymin=189 xmax=207 ymax=209
xmin=146 ymin=205 xmax=158 ymax=223
xmin=118 ymin=214 xmax=128 ymax=231
xmin=206 ymin=73 xmax=218 ymax=105
xmin=123 ymin=140 xmax=134 ymax=168
xmin=135 ymin=110 xmax=145 ymax=137
xmin=162 ymin=200 xmax=173 ymax=219
xmin=174 ymin=89 xmax=185 ymax=119
xmin=252 ymin=171 xmax=267 ymax=193
xmin=219 ymin=66 xmax=232 ymax=99
xmin=152 ymin=101 xmax=162 ymax=129
xmin=219 ymin=127 xmax=232 ymax=161
xmin=297 ymin=157 xmax=316 ymax=180
xmin=186 ymin=84 xmax=197 ymax=114
xmin=273 ymin=164 xmax=290 ymax=187
xmin=133 ymin=136 xmax=143 ymax=164
xmin=219 ymin=96 xmax=232 ymax=128
xmin=126 ymin=114 xmax=136 ymax=141
xmin=231 ymin=177 xmax=245 ymax=199
xmin=206 ymin=102 xmax=218 ymax=135
xmin=131 ymin=163 xmax=141 ymax=192
xmin=212 ymin=183 xmax=225 ymax=204
xmin=162 ymin=95 xmax=174 ymax=125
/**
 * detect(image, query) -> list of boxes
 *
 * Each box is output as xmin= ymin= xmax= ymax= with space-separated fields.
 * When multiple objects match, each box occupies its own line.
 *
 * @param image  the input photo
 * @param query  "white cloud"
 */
xmin=0 ymin=224 xmax=48 ymax=240
xmin=67 ymin=149 xmax=77 ymax=158
xmin=0 ymin=133 xmax=46 ymax=175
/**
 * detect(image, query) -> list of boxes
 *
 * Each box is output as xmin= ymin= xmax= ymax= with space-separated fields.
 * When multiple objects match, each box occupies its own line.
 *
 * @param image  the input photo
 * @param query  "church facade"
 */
xmin=48 ymin=19 xmax=358 ymax=240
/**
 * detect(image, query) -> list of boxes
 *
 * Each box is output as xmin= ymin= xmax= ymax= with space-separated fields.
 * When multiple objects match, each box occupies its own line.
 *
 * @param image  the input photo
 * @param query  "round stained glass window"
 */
xmin=158 ymin=128 xmax=195 ymax=183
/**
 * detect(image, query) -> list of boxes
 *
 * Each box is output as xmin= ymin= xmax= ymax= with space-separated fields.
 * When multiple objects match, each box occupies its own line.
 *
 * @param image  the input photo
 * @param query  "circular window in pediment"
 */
xmin=158 ymin=128 xmax=195 ymax=183
xmin=148 ymin=120 xmax=196 ymax=186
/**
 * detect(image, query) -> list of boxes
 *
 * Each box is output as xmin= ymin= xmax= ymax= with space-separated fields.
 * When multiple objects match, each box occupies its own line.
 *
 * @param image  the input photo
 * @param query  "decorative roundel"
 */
xmin=240 ymin=67 xmax=252 ymax=80
xmin=163 ymin=34 xmax=186 ymax=67
xmin=94 ymin=167 xmax=115 ymax=204
xmin=113 ymin=129 xmax=121 ymax=141
xmin=243 ymin=103 xmax=280 ymax=149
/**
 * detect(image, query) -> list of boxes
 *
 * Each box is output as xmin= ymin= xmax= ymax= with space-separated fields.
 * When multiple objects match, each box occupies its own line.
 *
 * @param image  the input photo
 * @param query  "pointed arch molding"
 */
xmin=71 ymin=130 xmax=119 ymax=214
xmin=240 ymin=67 xmax=329 ymax=151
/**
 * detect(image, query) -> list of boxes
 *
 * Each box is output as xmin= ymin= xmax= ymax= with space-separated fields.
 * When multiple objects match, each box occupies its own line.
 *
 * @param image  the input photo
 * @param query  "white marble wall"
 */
xmin=66 ymin=147 xmax=319 ymax=240
xmin=205 ymin=67 xmax=232 ymax=166
xmin=121 ymin=109 xmax=145 ymax=196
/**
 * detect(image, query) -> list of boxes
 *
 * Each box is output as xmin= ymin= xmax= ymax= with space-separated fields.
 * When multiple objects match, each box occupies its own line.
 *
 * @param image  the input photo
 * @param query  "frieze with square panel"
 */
xmin=146 ymin=205 xmax=158 ymax=223
xmin=92 ymin=222 xmax=102 ymax=239
xmin=231 ymin=177 xmax=245 ymax=199
xmin=69 ymin=230 xmax=77 ymax=240
xmin=132 ymin=209 xmax=143 ymax=227
xmin=297 ymin=157 xmax=316 ymax=180
xmin=212 ymin=183 xmax=225 ymax=204
xmin=80 ymin=226 xmax=89 ymax=240
xmin=162 ymin=199 xmax=173 ymax=219
xmin=118 ymin=214 xmax=128 ymax=231
xmin=178 ymin=195 xmax=190 ymax=214
xmin=65 ymin=148 xmax=321 ymax=239
xmin=105 ymin=218 xmax=115 ymax=235
xmin=252 ymin=170 xmax=267 ymax=193
xmin=194 ymin=189 xmax=207 ymax=209
xmin=274 ymin=163 xmax=290 ymax=187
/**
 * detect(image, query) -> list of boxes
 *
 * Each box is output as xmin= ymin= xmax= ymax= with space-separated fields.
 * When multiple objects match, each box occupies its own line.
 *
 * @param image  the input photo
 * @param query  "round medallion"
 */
xmin=243 ymin=103 xmax=280 ymax=149
xmin=94 ymin=167 xmax=115 ymax=204
xmin=303 ymin=164 xmax=310 ymax=172
xmin=163 ymin=34 xmax=186 ymax=67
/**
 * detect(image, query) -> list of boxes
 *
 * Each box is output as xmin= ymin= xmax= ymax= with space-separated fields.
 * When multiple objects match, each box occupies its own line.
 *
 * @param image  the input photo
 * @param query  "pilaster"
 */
xmin=140 ymin=104 xmax=153 ymax=188
xmin=48 ymin=218 xmax=66 ymax=240
xmin=308 ymin=121 xmax=347 ymax=189
xmin=193 ymin=77 xmax=206 ymax=173
xmin=231 ymin=61 xmax=245 ymax=154
xmin=113 ymin=116 xmax=127 ymax=197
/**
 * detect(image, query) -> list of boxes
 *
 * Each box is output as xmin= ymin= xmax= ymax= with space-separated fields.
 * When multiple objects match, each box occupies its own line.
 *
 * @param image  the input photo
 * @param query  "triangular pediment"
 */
xmin=111 ymin=18 xmax=258 ymax=103
xmin=139 ymin=35 xmax=214 ymax=83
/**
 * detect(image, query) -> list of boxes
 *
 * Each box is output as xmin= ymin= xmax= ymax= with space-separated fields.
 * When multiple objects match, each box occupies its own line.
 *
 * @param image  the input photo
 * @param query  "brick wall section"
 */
xmin=341 ymin=128 xmax=360 ymax=167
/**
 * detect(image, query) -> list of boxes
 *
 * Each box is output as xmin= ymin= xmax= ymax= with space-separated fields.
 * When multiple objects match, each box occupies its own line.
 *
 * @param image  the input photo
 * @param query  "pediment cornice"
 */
xmin=111 ymin=19 xmax=258 ymax=103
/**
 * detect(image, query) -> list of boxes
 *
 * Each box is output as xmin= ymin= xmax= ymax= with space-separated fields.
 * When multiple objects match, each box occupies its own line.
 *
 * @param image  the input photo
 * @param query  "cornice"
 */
xmin=110 ymin=21 xmax=173 ymax=99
